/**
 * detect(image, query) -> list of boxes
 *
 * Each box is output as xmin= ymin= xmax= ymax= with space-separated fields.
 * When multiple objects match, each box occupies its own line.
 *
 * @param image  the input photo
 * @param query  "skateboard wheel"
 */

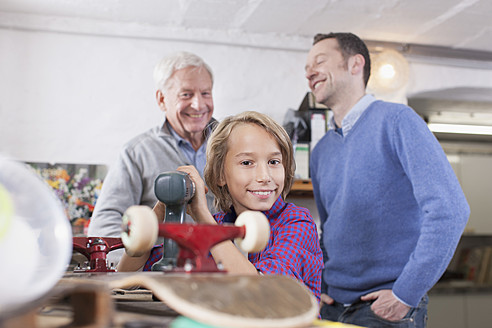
xmin=121 ymin=205 xmax=158 ymax=257
xmin=234 ymin=211 xmax=270 ymax=253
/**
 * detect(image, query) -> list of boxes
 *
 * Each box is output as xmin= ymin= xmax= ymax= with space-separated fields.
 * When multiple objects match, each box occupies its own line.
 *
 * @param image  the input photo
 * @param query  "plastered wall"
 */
xmin=0 ymin=27 xmax=308 ymax=165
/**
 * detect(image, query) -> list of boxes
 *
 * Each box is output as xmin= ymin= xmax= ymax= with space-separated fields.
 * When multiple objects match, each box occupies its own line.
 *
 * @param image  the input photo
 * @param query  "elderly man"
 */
xmin=88 ymin=52 xmax=216 ymax=264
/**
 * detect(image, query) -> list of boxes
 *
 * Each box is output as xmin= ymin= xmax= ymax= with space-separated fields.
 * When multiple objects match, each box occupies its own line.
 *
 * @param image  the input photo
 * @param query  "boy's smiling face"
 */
xmin=219 ymin=123 xmax=285 ymax=215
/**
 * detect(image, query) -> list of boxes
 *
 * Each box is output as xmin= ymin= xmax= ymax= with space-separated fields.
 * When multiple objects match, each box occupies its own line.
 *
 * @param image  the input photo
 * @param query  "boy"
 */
xmin=118 ymin=111 xmax=323 ymax=301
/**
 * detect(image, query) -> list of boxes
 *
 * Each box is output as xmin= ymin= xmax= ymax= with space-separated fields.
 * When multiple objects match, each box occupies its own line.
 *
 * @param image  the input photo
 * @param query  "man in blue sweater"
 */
xmin=305 ymin=32 xmax=470 ymax=327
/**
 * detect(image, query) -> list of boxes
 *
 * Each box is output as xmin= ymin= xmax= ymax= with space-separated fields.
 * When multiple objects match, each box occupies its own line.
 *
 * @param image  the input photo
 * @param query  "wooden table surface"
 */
xmin=2 ymin=284 xmax=362 ymax=328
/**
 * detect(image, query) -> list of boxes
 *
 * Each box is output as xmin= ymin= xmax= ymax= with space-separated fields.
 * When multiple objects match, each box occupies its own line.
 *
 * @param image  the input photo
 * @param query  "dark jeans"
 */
xmin=320 ymin=295 xmax=428 ymax=328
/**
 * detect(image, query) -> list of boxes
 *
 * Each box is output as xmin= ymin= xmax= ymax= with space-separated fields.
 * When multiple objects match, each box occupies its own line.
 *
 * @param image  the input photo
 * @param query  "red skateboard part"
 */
xmin=72 ymin=237 xmax=124 ymax=272
xmin=156 ymin=223 xmax=246 ymax=272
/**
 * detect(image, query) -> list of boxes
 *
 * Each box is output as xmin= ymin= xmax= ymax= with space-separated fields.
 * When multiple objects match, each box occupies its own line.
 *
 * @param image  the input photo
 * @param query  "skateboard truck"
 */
xmin=72 ymin=237 xmax=124 ymax=272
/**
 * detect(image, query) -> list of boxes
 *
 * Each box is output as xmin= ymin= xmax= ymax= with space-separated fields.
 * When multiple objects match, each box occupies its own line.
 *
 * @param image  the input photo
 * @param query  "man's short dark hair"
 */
xmin=313 ymin=32 xmax=371 ymax=86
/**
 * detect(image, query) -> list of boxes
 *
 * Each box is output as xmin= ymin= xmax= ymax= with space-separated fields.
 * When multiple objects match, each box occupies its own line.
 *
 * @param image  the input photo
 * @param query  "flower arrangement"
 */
xmin=27 ymin=162 xmax=106 ymax=235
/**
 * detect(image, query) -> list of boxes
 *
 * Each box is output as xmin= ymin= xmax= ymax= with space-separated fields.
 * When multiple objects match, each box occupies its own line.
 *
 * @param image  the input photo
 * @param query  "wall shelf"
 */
xmin=288 ymin=179 xmax=313 ymax=197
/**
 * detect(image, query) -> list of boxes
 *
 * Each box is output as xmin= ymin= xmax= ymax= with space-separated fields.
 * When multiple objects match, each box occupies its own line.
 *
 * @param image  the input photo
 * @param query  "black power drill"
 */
xmin=151 ymin=171 xmax=195 ymax=271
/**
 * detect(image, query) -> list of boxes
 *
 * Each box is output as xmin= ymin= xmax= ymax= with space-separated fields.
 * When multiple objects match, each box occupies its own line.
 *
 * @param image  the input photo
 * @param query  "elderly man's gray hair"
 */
xmin=153 ymin=51 xmax=214 ymax=92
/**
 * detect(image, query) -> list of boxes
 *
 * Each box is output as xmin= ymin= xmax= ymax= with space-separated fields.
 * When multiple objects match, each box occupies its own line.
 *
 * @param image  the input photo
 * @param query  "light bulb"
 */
xmin=379 ymin=64 xmax=396 ymax=79
xmin=368 ymin=49 xmax=409 ymax=94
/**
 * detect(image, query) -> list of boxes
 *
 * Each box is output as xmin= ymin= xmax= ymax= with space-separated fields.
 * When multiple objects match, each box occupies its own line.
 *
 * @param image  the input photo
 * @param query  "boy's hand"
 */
xmin=152 ymin=201 xmax=166 ymax=223
xmin=176 ymin=165 xmax=213 ymax=223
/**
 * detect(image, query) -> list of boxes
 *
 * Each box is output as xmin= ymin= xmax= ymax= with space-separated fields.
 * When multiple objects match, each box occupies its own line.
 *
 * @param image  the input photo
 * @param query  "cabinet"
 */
xmin=428 ymin=290 xmax=492 ymax=328
xmin=454 ymin=154 xmax=492 ymax=234
xmin=466 ymin=293 xmax=492 ymax=327
xmin=428 ymin=293 xmax=466 ymax=328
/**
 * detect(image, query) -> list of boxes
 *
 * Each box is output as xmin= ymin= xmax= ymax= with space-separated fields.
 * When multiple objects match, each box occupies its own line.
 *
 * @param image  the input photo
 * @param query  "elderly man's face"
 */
xmin=158 ymin=66 xmax=214 ymax=143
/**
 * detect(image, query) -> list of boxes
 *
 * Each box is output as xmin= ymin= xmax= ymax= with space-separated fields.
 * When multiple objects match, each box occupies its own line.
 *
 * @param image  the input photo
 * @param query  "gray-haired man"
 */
xmin=88 ymin=52 xmax=217 ymax=265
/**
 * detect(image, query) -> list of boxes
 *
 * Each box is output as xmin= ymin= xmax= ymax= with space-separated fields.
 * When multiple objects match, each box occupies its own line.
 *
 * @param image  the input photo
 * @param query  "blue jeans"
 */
xmin=320 ymin=295 xmax=428 ymax=328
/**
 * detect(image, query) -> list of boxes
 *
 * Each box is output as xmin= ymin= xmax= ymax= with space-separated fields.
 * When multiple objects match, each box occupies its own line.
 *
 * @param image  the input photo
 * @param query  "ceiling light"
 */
xmin=368 ymin=49 xmax=409 ymax=94
xmin=428 ymin=123 xmax=492 ymax=135
xmin=379 ymin=64 xmax=396 ymax=79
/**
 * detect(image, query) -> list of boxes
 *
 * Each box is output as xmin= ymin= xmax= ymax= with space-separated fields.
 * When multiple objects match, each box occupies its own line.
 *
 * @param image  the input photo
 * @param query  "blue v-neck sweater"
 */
xmin=310 ymin=100 xmax=469 ymax=307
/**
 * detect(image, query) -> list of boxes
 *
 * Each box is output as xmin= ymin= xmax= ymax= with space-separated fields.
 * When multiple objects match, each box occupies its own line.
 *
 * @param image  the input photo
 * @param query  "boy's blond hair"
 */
xmin=204 ymin=111 xmax=295 ymax=212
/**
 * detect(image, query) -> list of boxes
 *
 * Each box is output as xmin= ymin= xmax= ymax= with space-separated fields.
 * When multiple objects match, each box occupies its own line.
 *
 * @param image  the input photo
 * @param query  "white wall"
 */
xmin=2 ymin=22 xmax=492 ymax=167
xmin=0 ymin=26 xmax=308 ymax=166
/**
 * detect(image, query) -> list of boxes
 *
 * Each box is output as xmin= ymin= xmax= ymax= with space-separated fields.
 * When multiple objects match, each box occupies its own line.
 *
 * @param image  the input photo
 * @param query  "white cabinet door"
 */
xmin=459 ymin=155 xmax=492 ymax=234
xmin=466 ymin=294 xmax=492 ymax=328
xmin=428 ymin=294 xmax=466 ymax=328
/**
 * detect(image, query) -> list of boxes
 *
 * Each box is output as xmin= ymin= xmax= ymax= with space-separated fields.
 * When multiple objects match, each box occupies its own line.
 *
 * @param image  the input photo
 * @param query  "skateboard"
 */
xmin=60 ymin=271 xmax=319 ymax=328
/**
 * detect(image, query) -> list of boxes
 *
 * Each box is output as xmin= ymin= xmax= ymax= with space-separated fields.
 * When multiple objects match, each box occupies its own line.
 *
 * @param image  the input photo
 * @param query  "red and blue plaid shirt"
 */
xmin=143 ymin=196 xmax=323 ymax=301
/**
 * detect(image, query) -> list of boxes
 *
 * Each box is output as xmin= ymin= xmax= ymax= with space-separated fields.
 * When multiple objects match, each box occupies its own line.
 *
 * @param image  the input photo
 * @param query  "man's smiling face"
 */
xmin=305 ymin=38 xmax=350 ymax=107
xmin=161 ymin=66 xmax=214 ymax=141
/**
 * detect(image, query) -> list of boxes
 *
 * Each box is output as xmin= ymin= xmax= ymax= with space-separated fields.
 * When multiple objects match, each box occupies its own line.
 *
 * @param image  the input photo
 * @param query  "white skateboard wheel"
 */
xmin=234 ymin=211 xmax=270 ymax=253
xmin=121 ymin=205 xmax=158 ymax=257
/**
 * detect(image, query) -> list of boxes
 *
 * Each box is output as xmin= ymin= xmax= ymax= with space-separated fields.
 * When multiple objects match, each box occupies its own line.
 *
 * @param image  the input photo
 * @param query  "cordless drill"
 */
xmin=151 ymin=171 xmax=195 ymax=271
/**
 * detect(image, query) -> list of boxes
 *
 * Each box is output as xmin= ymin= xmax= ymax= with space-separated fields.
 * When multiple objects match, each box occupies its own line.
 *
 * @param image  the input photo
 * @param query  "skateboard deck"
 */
xmin=62 ymin=272 xmax=319 ymax=328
